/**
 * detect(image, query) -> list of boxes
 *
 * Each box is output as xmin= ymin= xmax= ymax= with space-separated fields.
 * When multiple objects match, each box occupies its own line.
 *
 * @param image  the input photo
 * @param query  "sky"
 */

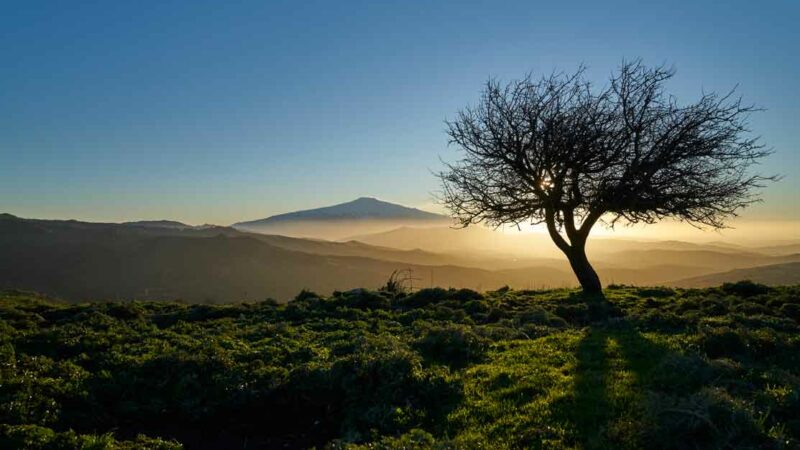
xmin=1 ymin=0 xmax=798 ymax=231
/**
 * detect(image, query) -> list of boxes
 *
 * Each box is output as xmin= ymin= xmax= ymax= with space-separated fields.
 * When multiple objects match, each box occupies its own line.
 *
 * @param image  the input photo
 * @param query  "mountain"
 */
xmin=0 ymin=213 xmax=574 ymax=301
xmin=123 ymin=220 xmax=194 ymax=229
xmin=670 ymin=262 xmax=800 ymax=287
xmin=3 ymin=212 xmax=797 ymax=302
xmin=236 ymin=197 xmax=447 ymax=223
xmin=232 ymin=197 xmax=451 ymax=239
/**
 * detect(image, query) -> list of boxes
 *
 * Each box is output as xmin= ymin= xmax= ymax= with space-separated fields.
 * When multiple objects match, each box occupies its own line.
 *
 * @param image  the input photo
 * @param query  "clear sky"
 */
xmin=1 ymin=0 xmax=798 ymax=226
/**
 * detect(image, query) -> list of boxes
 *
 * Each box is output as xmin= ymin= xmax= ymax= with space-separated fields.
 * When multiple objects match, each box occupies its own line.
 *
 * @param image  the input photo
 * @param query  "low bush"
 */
xmin=336 ymin=289 xmax=391 ymax=310
xmin=642 ymin=388 xmax=768 ymax=449
xmin=648 ymin=354 xmax=714 ymax=394
xmin=0 ymin=424 xmax=182 ymax=450
xmin=780 ymin=302 xmax=800 ymax=321
xmin=699 ymin=326 xmax=748 ymax=358
xmin=413 ymin=324 xmax=489 ymax=368
xmin=721 ymin=280 xmax=771 ymax=298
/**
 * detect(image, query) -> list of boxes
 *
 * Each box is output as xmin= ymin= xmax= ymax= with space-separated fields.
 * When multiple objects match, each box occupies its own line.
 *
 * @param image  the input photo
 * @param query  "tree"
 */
xmin=439 ymin=61 xmax=774 ymax=293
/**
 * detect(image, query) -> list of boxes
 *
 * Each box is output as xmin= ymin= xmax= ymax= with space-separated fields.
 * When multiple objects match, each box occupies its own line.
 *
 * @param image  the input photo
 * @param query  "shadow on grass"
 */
xmin=553 ymin=294 xmax=674 ymax=449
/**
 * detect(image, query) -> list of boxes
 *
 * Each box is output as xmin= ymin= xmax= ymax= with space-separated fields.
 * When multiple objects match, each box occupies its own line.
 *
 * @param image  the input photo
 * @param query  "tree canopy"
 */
xmin=440 ymin=60 xmax=774 ymax=292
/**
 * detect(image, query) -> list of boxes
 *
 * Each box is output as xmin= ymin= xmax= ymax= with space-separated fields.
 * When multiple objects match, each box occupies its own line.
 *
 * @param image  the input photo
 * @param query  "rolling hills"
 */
xmin=672 ymin=261 xmax=800 ymax=287
xmin=0 ymin=213 xmax=572 ymax=301
xmin=2 ymin=211 xmax=799 ymax=302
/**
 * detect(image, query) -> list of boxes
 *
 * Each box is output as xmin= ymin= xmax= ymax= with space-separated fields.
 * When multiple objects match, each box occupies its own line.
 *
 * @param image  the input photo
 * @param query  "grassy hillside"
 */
xmin=2 ymin=283 xmax=800 ymax=449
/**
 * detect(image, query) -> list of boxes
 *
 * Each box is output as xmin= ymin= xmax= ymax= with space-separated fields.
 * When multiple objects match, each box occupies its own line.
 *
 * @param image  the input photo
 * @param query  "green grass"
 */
xmin=1 ymin=282 xmax=799 ymax=449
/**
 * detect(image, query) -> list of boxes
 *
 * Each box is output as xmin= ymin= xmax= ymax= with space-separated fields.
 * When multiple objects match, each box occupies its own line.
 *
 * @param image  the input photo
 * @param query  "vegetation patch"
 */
xmin=2 ymin=285 xmax=800 ymax=448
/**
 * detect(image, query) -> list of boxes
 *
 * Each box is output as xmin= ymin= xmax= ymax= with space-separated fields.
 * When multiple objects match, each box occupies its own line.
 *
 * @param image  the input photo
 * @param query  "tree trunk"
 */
xmin=566 ymin=245 xmax=602 ymax=293
xmin=543 ymin=208 xmax=603 ymax=293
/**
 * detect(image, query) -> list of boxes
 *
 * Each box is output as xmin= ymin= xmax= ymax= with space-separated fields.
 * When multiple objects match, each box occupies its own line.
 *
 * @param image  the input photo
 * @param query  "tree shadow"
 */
xmin=552 ymin=294 xmax=675 ymax=448
xmin=569 ymin=326 xmax=613 ymax=447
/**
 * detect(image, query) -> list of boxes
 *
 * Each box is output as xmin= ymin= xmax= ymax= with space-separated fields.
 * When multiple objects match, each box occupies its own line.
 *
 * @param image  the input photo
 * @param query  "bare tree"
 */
xmin=439 ymin=61 xmax=774 ymax=293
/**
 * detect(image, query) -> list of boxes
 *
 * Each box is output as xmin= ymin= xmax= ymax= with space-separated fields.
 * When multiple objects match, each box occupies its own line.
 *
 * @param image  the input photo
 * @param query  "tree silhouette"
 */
xmin=439 ymin=61 xmax=774 ymax=293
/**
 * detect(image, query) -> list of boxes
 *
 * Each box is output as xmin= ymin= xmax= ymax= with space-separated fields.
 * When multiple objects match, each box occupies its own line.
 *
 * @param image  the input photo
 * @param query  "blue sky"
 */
xmin=1 ymin=0 xmax=798 ymax=225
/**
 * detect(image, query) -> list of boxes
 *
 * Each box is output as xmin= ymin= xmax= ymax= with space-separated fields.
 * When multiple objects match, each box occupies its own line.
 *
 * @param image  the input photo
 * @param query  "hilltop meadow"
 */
xmin=2 ymin=282 xmax=799 ymax=449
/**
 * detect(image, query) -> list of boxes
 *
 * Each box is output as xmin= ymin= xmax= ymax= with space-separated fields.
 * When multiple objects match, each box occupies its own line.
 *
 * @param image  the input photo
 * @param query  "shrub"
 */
xmin=477 ymin=324 xmax=527 ymax=341
xmin=699 ymin=327 xmax=747 ymax=358
xmin=554 ymin=303 xmax=589 ymax=325
xmin=277 ymin=343 xmax=461 ymax=441
xmin=642 ymin=388 xmax=767 ymax=449
xmin=648 ymin=354 xmax=714 ymax=394
xmin=485 ymin=307 xmax=508 ymax=323
xmin=337 ymin=290 xmax=391 ymax=310
xmin=413 ymin=324 xmax=489 ymax=368
xmin=463 ymin=300 xmax=490 ymax=315
xmin=259 ymin=298 xmax=280 ymax=307
xmin=516 ymin=307 xmax=566 ymax=328
xmin=0 ymin=424 xmax=182 ymax=450
xmin=721 ymin=280 xmax=771 ymax=298
xmin=731 ymin=302 xmax=771 ymax=316
xmin=395 ymin=288 xmax=449 ymax=309
xmin=700 ymin=299 xmax=728 ymax=316
xmin=336 ymin=428 xmax=437 ymax=449
xmin=632 ymin=310 xmax=689 ymax=331
xmin=780 ymin=303 xmax=800 ymax=321
xmin=294 ymin=289 xmax=322 ymax=302
xmin=104 ymin=302 xmax=145 ymax=320
xmin=636 ymin=287 xmax=676 ymax=298
xmin=743 ymin=327 xmax=784 ymax=359
xmin=449 ymin=289 xmax=483 ymax=302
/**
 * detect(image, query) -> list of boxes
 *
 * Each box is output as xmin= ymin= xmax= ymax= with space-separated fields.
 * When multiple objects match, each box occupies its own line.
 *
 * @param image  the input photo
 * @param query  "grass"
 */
xmin=444 ymin=326 xmax=683 ymax=448
xmin=1 ymin=282 xmax=799 ymax=449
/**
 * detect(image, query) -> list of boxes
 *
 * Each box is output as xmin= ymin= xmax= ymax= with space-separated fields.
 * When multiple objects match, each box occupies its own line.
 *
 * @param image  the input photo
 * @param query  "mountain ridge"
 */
xmin=233 ymin=197 xmax=449 ymax=227
xmin=4 ymin=213 xmax=800 ymax=301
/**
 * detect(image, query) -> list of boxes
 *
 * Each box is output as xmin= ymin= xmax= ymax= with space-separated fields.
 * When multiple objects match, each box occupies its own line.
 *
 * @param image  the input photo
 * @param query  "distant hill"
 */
xmin=594 ymin=249 xmax=800 ymax=272
xmin=347 ymin=225 xmax=797 ymax=263
xmin=753 ymin=243 xmax=800 ymax=256
xmin=4 ymin=212 xmax=799 ymax=302
xmin=235 ymin=197 xmax=448 ymax=224
xmin=346 ymin=225 xmax=564 ymax=258
xmin=232 ymin=197 xmax=451 ymax=239
xmin=122 ymin=220 xmax=194 ymax=229
xmin=670 ymin=262 xmax=800 ymax=287
xmin=0 ymin=213 xmax=575 ymax=301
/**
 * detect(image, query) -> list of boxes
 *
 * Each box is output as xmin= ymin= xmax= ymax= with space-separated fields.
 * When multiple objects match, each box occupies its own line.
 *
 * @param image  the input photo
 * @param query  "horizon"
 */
xmin=3 ymin=195 xmax=799 ymax=245
xmin=2 ymin=1 xmax=799 ymax=235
